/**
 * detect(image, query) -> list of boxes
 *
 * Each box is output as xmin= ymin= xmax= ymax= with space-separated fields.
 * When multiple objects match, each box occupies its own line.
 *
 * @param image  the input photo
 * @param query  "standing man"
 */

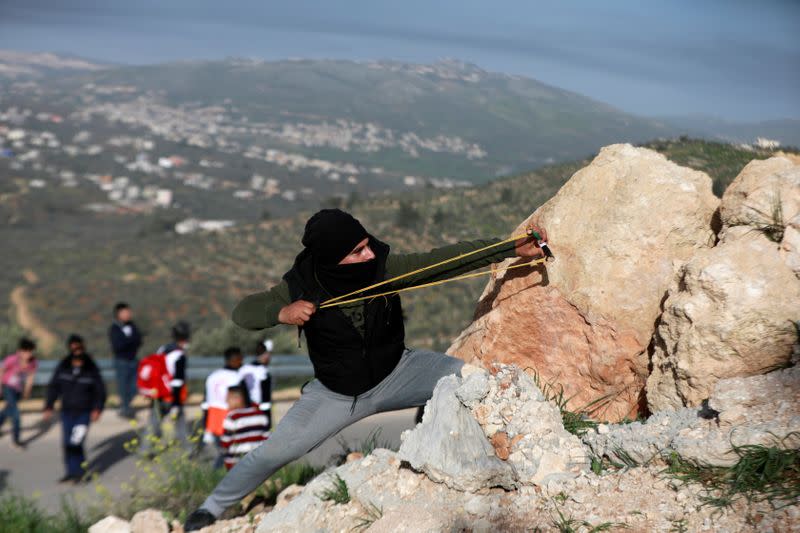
xmin=238 ymin=339 xmax=273 ymax=431
xmin=0 ymin=338 xmax=39 ymax=449
xmin=109 ymin=302 xmax=142 ymax=419
xmin=184 ymin=209 xmax=547 ymax=530
xmin=147 ymin=322 xmax=190 ymax=448
xmin=43 ymin=334 xmax=106 ymax=483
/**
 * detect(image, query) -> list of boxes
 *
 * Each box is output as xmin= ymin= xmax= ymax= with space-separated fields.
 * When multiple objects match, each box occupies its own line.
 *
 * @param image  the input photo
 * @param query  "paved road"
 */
xmin=0 ymin=400 xmax=418 ymax=513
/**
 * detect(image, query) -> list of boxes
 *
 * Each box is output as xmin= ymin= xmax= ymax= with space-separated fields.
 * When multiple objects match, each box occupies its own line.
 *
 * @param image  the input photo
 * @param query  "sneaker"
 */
xmin=11 ymin=441 xmax=26 ymax=450
xmin=57 ymin=474 xmax=78 ymax=484
xmin=184 ymin=508 xmax=216 ymax=531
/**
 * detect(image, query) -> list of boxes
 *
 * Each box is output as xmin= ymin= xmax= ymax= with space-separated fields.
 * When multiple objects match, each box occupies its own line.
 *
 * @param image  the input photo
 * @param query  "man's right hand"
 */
xmin=278 ymin=300 xmax=317 ymax=325
xmin=42 ymin=408 xmax=53 ymax=423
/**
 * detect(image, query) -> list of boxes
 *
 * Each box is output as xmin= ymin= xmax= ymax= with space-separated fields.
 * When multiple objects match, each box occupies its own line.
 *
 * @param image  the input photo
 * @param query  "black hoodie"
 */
xmin=45 ymin=354 xmax=107 ymax=413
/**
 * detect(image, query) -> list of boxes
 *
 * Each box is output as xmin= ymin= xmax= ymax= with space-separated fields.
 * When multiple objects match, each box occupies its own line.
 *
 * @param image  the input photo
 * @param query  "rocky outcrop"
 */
xmin=450 ymin=144 xmax=719 ymax=421
xmin=719 ymin=156 xmax=800 ymax=276
xmin=672 ymin=366 xmax=800 ymax=467
xmin=646 ymin=235 xmax=800 ymax=411
xmin=585 ymin=367 xmax=800 ymax=468
xmin=647 ymin=157 xmax=800 ymax=412
xmin=396 ymin=372 xmax=516 ymax=491
xmin=398 ymin=365 xmax=589 ymax=490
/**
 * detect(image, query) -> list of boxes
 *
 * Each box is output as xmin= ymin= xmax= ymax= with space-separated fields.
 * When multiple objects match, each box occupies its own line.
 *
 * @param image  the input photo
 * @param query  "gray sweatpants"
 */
xmin=201 ymin=348 xmax=463 ymax=517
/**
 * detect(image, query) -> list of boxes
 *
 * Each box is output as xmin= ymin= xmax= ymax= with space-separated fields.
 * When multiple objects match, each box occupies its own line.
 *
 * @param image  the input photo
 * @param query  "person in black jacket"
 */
xmin=108 ymin=302 xmax=142 ymax=419
xmin=43 ymin=334 xmax=106 ymax=483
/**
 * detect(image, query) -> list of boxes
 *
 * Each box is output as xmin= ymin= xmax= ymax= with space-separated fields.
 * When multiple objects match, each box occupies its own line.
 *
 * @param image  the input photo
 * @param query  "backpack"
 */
xmin=137 ymin=353 xmax=172 ymax=401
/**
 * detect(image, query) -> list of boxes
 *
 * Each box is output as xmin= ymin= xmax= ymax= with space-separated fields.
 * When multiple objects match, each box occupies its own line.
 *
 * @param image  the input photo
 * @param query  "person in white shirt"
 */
xmin=202 ymin=347 xmax=244 ymax=465
xmin=237 ymin=340 xmax=273 ymax=431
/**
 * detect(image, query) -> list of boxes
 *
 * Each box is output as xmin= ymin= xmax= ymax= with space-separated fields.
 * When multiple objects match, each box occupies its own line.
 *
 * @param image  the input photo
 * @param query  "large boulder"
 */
xmin=647 ymin=157 xmax=800 ymax=412
xmin=396 ymin=373 xmax=517 ymax=491
xmin=450 ymin=144 xmax=719 ymax=421
xmin=718 ymin=156 xmax=800 ymax=276
xmin=398 ymin=365 xmax=589 ymax=489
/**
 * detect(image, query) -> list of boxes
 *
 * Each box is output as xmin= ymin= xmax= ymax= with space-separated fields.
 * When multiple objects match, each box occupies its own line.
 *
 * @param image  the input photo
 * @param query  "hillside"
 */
xmin=2 ymin=138 xmax=791 ymax=358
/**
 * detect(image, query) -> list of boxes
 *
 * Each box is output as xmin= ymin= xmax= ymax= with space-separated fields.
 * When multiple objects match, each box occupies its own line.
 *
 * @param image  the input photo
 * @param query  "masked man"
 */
xmin=185 ymin=208 xmax=546 ymax=530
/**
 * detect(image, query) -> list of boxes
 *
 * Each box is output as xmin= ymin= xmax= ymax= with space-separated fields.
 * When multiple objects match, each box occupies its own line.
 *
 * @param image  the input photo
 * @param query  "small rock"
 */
xmin=88 ymin=516 xmax=131 ymax=533
xmin=274 ymin=484 xmax=305 ymax=510
xmin=130 ymin=509 xmax=168 ymax=533
xmin=346 ymin=451 xmax=364 ymax=463
xmin=491 ymin=432 xmax=511 ymax=460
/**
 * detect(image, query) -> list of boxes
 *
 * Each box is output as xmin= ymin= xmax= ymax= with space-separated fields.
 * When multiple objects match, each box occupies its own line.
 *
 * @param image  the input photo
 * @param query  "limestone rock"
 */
xmin=367 ymin=507 xmax=450 ymax=533
xmin=88 ymin=516 xmax=131 ymax=533
xmin=581 ymin=408 xmax=698 ymax=466
xmin=274 ymin=483 xmax=304 ymax=510
xmin=450 ymin=144 xmax=719 ymax=420
xmin=588 ymin=368 xmax=799 ymax=468
xmin=719 ymin=156 xmax=800 ymax=276
xmin=130 ymin=509 xmax=168 ymax=533
xmin=397 ymin=374 xmax=517 ymax=491
xmin=399 ymin=366 xmax=589 ymax=490
xmin=646 ymin=234 xmax=800 ymax=411
xmin=672 ymin=367 xmax=800 ymax=466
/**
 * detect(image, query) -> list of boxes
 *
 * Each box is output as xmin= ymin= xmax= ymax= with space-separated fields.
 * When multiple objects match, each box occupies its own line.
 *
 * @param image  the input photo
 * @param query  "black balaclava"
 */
xmin=302 ymin=209 xmax=376 ymax=297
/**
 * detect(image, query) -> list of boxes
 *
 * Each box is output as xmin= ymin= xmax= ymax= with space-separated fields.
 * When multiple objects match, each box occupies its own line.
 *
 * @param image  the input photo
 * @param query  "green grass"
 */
xmin=529 ymin=370 xmax=608 ymax=436
xmin=333 ymin=427 xmax=396 ymax=465
xmin=549 ymin=499 xmax=627 ymax=532
xmin=353 ymin=502 xmax=383 ymax=531
xmin=318 ymin=474 xmax=351 ymax=505
xmin=663 ymin=433 xmax=800 ymax=508
xmin=251 ymin=463 xmax=323 ymax=508
xmin=0 ymin=493 xmax=97 ymax=533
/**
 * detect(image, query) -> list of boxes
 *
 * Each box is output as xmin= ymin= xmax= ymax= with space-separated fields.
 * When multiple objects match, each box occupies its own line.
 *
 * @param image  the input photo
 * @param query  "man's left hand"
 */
xmin=515 ymin=224 xmax=548 ymax=259
xmin=90 ymin=409 xmax=101 ymax=422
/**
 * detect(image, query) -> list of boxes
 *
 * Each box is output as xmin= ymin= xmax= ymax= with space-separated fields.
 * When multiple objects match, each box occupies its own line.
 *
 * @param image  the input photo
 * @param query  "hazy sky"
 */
xmin=1 ymin=0 xmax=798 ymax=121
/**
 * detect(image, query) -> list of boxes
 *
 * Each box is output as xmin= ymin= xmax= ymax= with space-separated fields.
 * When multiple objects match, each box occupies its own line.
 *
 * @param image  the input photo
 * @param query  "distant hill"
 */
xmin=6 ymin=54 xmax=677 ymax=182
xmin=665 ymin=115 xmax=800 ymax=148
xmin=2 ymin=138 xmax=791 ymax=358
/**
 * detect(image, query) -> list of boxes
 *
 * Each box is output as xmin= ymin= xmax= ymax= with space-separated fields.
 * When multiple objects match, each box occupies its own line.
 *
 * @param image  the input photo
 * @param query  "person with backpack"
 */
xmin=201 ymin=346 xmax=244 ymax=466
xmin=0 ymin=338 xmax=39 ymax=449
xmin=139 ymin=322 xmax=190 ymax=449
xmin=237 ymin=340 xmax=273 ymax=431
xmin=108 ymin=302 xmax=143 ymax=419
xmin=184 ymin=208 xmax=547 ymax=530
xmin=43 ymin=334 xmax=106 ymax=483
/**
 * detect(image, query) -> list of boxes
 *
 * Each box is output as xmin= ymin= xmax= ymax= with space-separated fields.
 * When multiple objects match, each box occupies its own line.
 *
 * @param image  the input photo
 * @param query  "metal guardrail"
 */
xmin=32 ymin=354 xmax=314 ymax=386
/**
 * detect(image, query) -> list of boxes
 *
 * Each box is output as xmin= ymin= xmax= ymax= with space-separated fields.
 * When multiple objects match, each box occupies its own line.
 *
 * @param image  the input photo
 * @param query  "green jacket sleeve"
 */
xmin=385 ymin=237 xmax=517 ymax=289
xmin=231 ymin=281 xmax=292 ymax=330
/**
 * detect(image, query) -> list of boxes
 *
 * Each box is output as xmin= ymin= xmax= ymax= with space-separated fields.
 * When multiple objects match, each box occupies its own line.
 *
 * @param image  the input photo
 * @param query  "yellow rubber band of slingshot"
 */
xmin=320 ymin=232 xmax=529 ymax=308
xmin=319 ymin=256 xmax=546 ymax=309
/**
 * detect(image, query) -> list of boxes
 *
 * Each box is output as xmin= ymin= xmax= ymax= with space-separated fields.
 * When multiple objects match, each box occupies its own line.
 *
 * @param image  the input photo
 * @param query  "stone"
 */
xmin=129 ymin=509 xmax=168 ymax=533
xmin=672 ymin=367 xmax=800 ymax=466
xmin=491 ymin=432 xmax=511 ymax=460
xmin=88 ymin=516 xmax=131 ymax=533
xmin=398 ymin=374 xmax=517 ymax=491
xmin=274 ymin=483 xmax=305 ymax=510
xmin=450 ymin=144 xmax=719 ymax=420
xmin=581 ymin=408 xmax=698 ymax=466
xmin=400 ymin=366 xmax=589 ymax=491
xmin=346 ymin=451 xmax=364 ymax=463
xmin=367 ymin=507 xmax=450 ymax=533
xmin=646 ymin=234 xmax=800 ymax=411
xmin=719 ymin=157 xmax=800 ymax=276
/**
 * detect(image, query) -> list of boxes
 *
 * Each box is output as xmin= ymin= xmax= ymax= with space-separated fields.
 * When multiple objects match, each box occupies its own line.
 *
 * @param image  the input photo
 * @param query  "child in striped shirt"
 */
xmin=220 ymin=384 xmax=270 ymax=470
